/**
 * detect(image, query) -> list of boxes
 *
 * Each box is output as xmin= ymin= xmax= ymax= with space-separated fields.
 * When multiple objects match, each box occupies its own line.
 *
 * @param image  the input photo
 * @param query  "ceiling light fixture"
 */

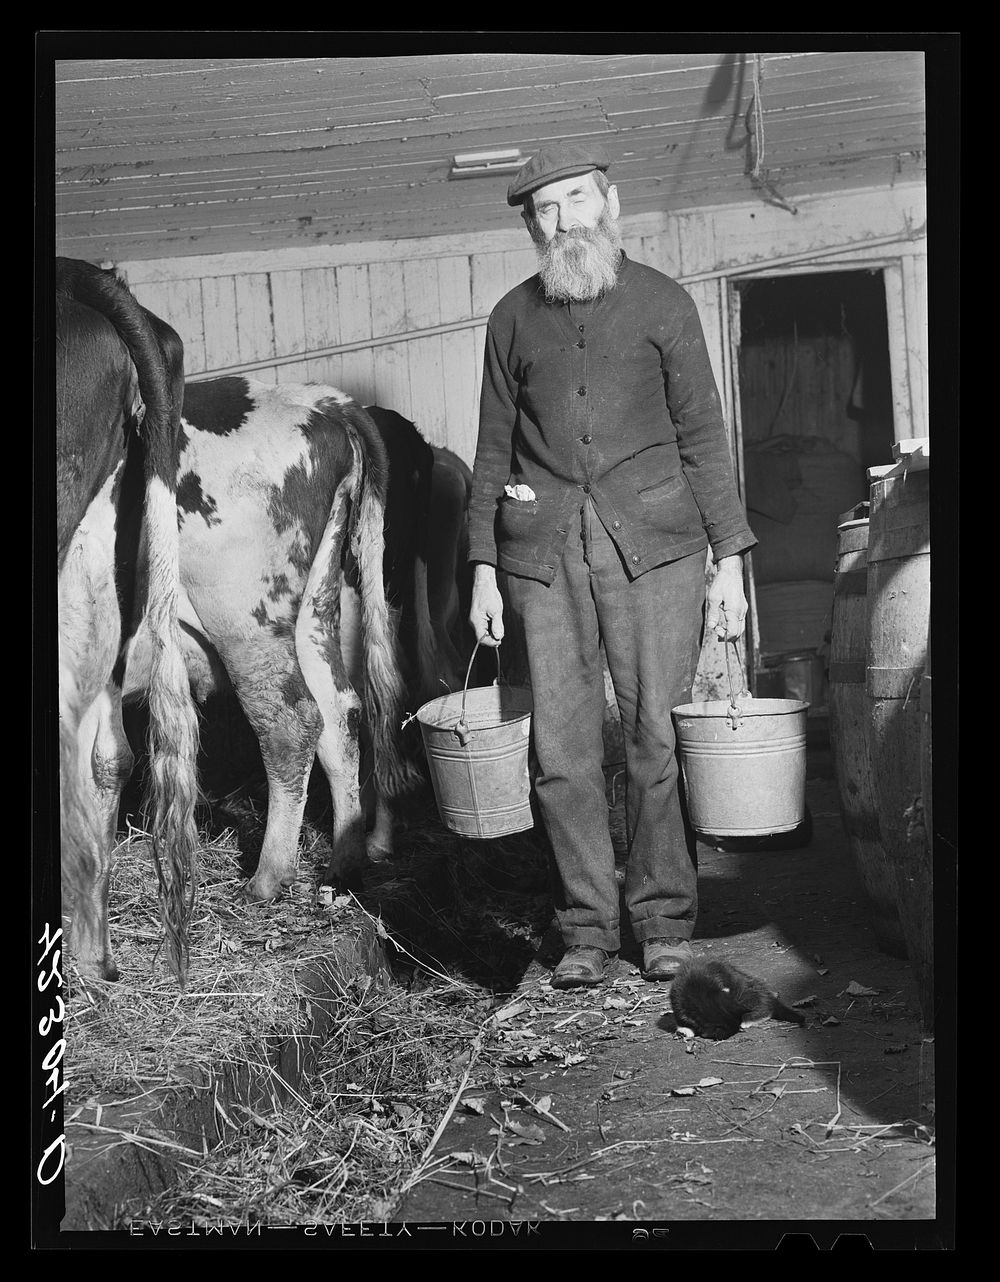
xmin=449 ymin=149 xmax=528 ymax=180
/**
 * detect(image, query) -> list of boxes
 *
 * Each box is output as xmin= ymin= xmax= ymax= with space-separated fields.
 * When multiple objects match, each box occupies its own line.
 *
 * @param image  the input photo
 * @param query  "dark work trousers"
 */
xmin=503 ymin=499 xmax=706 ymax=953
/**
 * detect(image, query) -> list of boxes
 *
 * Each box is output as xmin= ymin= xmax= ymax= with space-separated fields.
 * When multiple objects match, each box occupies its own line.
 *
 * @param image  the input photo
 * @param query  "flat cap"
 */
xmin=506 ymin=142 xmax=611 ymax=207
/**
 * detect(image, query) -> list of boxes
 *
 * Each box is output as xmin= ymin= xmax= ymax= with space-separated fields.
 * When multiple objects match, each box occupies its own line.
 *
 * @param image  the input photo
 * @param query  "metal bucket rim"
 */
xmin=673 ymin=698 xmax=809 ymax=719
xmin=416 ymin=684 xmax=532 ymax=731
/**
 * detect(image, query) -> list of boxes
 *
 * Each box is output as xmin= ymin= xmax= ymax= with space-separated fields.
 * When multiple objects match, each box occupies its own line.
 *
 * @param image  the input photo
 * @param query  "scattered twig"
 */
xmin=614 ymin=1136 xmax=763 ymax=1147
xmin=709 ymin=1059 xmax=790 ymax=1069
xmin=861 ymin=1081 xmax=915 ymax=1108
xmin=346 ymin=891 xmax=480 ymax=998
xmin=64 ymin=1121 xmax=204 ymax=1158
xmin=869 ymin=1157 xmax=936 ymax=1209
xmin=723 ymin=1056 xmax=843 ymax=1136
xmin=523 ymin=1142 xmax=634 ymax=1184
xmin=401 ymin=1027 xmax=488 ymax=1192
xmin=513 ymin=1090 xmax=572 ymax=1132
xmin=552 ymin=1011 xmax=586 ymax=1030
xmin=427 ymin=1176 xmax=516 ymax=1206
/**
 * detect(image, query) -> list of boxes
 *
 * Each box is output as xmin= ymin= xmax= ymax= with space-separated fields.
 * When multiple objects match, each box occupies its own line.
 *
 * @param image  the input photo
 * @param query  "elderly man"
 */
xmin=468 ymin=143 xmax=756 ymax=989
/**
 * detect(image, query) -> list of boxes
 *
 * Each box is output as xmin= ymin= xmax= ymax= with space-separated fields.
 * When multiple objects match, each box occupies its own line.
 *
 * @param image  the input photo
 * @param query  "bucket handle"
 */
xmin=453 ymin=640 xmax=502 ymax=746
xmin=724 ymin=637 xmax=749 ymax=730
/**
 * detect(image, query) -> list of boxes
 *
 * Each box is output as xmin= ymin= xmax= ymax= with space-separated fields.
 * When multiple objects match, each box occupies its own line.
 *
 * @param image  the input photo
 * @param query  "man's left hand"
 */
xmin=705 ymin=555 xmax=748 ymax=642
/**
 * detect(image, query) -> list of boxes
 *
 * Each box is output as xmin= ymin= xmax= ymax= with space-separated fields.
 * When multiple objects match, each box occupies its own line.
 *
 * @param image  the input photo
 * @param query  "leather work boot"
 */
xmin=550 ymin=945 xmax=610 ymax=989
xmin=641 ymin=937 xmax=693 ymax=981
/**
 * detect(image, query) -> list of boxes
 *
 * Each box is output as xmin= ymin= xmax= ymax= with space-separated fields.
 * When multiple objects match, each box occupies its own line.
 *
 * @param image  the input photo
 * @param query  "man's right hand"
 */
xmin=469 ymin=564 xmax=505 ymax=647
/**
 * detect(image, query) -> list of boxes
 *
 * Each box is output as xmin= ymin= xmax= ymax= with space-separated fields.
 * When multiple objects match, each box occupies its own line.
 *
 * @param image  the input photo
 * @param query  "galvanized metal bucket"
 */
xmin=672 ymin=641 xmax=808 ymax=837
xmin=416 ymin=643 xmax=534 ymax=838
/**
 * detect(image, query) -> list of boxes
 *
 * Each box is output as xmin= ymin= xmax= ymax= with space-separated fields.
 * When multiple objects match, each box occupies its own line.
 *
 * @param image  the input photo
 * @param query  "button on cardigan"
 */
xmin=468 ymin=254 xmax=757 ymax=584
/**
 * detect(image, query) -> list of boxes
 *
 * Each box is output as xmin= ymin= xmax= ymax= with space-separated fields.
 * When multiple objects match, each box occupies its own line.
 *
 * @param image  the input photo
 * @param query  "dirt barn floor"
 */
xmin=51 ymin=710 xmax=953 ymax=1251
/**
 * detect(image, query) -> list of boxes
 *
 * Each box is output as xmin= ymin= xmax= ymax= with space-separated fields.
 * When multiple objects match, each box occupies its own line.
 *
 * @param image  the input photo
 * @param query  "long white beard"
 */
xmin=533 ymin=209 xmax=624 ymax=303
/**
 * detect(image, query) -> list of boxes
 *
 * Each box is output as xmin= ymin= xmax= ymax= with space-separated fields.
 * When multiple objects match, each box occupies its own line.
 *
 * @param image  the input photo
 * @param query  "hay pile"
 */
xmin=129 ymin=974 xmax=499 ymax=1225
xmin=66 ymin=787 xmax=557 ymax=1226
xmin=67 ymin=822 xmax=344 ymax=1101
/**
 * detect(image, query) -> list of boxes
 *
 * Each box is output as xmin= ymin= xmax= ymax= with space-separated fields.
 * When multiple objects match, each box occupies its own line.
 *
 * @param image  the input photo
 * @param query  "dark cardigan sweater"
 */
xmin=468 ymin=254 xmax=757 ymax=584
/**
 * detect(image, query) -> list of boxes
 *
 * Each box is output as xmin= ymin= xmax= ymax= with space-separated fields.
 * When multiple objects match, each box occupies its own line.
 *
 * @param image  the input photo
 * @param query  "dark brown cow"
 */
xmin=363 ymin=409 xmax=476 ymax=697
xmin=416 ymin=442 xmax=473 ymax=692
xmin=362 ymin=405 xmax=439 ymax=708
xmin=56 ymin=258 xmax=200 ymax=982
xmin=360 ymin=412 xmax=477 ymax=854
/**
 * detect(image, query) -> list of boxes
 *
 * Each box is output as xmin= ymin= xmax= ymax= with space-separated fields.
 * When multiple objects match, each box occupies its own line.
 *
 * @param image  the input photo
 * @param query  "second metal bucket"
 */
xmin=673 ymin=641 xmax=808 ymax=837
xmin=416 ymin=643 xmax=534 ymax=838
xmin=672 ymin=697 xmax=809 ymax=836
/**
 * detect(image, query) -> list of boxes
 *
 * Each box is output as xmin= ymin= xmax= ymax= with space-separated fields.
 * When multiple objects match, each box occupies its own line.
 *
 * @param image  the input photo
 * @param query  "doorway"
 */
xmin=733 ymin=269 xmax=895 ymax=710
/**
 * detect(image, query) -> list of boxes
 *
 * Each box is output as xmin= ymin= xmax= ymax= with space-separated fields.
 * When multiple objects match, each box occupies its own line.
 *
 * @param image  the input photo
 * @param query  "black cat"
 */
xmin=670 ymin=958 xmax=806 ymax=1040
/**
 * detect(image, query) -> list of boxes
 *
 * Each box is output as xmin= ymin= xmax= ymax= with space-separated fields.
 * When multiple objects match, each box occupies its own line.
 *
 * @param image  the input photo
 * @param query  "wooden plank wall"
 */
xmin=120 ymin=182 xmax=927 ymax=469
xmin=126 ymin=230 xmax=676 ymax=464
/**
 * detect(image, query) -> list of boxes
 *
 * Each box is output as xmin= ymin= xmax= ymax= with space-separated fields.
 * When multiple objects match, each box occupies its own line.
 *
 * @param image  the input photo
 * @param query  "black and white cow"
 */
xmin=124 ymin=378 xmax=424 ymax=897
xmin=56 ymin=258 xmax=200 ymax=983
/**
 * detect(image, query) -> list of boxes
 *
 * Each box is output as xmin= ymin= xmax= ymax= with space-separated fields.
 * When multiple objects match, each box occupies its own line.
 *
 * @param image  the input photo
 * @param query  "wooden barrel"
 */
xmin=867 ymin=466 xmax=933 ymax=1031
xmin=920 ymin=632 xmax=932 ymax=863
xmin=828 ymin=518 xmax=907 ymax=958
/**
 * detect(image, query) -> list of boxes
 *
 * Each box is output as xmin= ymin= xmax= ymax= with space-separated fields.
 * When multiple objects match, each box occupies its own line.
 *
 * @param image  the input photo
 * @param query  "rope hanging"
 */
xmin=746 ymin=53 xmax=798 ymax=215
xmin=750 ymin=53 xmax=766 ymax=180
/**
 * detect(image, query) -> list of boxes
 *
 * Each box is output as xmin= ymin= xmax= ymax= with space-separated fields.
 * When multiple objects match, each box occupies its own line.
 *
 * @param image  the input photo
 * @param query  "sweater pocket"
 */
xmin=638 ymin=473 xmax=686 ymax=498
xmin=636 ymin=472 xmax=705 ymax=538
xmin=496 ymin=493 xmax=541 ymax=552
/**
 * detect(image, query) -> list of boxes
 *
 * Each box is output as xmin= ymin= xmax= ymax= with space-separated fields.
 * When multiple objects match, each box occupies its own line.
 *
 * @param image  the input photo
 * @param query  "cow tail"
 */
xmin=343 ymin=410 xmax=423 ymax=799
xmin=141 ymin=474 xmax=202 ymax=984
xmin=126 ymin=297 xmax=201 ymax=986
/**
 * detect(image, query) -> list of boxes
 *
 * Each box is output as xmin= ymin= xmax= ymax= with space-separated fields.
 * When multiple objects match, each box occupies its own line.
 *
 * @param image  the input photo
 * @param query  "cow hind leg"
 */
xmin=367 ymin=793 xmax=395 ymax=863
xmin=58 ymin=476 xmax=127 ymax=982
xmin=340 ymin=583 xmax=399 ymax=865
xmin=230 ymin=655 xmax=324 ymax=902
xmin=60 ymin=725 xmax=118 ymax=983
xmin=313 ymin=691 xmax=368 ymax=890
xmin=68 ymin=686 xmax=134 ymax=981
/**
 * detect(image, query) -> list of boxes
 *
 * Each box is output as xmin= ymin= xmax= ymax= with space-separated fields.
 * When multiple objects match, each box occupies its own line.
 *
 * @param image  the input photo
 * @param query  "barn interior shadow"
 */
xmin=122 ymin=693 xmax=267 ymax=875
xmin=121 ymin=693 xmax=555 ymax=995
xmin=356 ymin=790 xmax=555 ymax=994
